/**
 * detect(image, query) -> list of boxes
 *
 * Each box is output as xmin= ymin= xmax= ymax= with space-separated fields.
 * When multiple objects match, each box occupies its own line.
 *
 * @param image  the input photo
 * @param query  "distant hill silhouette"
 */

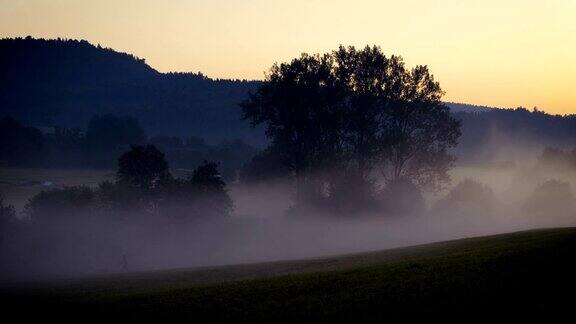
xmin=0 ymin=37 xmax=263 ymax=144
xmin=3 ymin=37 xmax=576 ymax=163
xmin=453 ymin=107 xmax=576 ymax=163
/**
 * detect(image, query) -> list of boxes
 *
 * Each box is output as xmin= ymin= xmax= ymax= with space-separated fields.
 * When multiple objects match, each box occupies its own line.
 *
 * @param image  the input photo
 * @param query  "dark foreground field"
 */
xmin=2 ymin=228 xmax=576 ymax=321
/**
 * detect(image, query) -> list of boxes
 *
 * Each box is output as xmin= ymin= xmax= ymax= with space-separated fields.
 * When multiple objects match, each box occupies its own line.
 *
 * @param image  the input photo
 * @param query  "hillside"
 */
xmin=4 ymin=37 xmax=576 ymax=159
xmin=0 ymin=37 xmax=263 ymax=144
xmin=2 ymin=228 xmax=576 ymax=320
xmin=0 ymin=37 xmax=497 ymax=146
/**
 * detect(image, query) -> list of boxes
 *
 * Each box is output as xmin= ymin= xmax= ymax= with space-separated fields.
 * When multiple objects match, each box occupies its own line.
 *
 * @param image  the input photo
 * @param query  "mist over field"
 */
xmin=3 ymin=0 xmax=576 ymax=319
xmin=2 ymin=150 xmax=576 ymax=282
xmin=2 ymin=39 xmax=576 ymax=287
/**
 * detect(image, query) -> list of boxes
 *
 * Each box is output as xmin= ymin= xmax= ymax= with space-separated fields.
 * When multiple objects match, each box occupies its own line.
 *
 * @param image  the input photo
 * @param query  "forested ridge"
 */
xmin=0 ymin=37 xmax=262 ymax=144
xmin=3 ymin=37 xmax=576 ymax=161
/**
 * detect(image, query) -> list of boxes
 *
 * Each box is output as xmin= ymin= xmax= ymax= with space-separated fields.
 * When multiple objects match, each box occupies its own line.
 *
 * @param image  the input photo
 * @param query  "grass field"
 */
xmin=2 ymin=228 xmax=576 ymax=320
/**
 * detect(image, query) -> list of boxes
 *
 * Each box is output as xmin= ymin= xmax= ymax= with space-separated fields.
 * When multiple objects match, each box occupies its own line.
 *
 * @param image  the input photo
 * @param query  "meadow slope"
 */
xmin=2 ymin=228 xmax=576 ymax=320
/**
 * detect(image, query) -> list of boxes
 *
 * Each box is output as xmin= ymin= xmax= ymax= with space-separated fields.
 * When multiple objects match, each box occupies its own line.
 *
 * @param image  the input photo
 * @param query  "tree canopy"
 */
xmin=241 ymin=45 xmax=461 ymax=209
xmin=117 ymin=145 xmax=171 ymax=190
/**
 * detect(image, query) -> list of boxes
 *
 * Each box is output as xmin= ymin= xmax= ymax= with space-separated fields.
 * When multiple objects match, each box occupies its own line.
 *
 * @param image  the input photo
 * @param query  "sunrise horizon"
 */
xmin=2 ymin=0 xmax=575 ymax=114
xmin=4 ymin=2 xmax=576 ymax=319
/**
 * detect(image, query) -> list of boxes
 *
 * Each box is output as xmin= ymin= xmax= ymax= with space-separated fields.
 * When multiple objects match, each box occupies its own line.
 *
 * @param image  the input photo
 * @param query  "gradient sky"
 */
xmin=1 ymin=0 xmax=575 ymax=114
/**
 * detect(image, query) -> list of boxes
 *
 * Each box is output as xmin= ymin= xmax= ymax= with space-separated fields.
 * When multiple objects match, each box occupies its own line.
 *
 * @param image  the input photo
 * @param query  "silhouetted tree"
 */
xmin=242 ymin=45 xmax=461 ymax=210
xmin=161 ymin=161 xmax=233 ymax=219
xmin=8 ymin=37 xmax=576 ymax=153
xmin=332 ymin=46 xmax=391 ymax=175
xmin=241 ymin=53 xmax=343 ymax=201
xmin=369 ymin=59 xmax=460 ymax=189
xmin=189 ymin=161 xmax=233 ymax=217
xmin=433 ymin=179 xmax=498 ymax=216
xmin=191 ymin=161 xmax=225 ymax=190
xmin=334 ymin=45 xmax=460 ymax=191
xmin=116 ymin=145 xmax=171 ymax=190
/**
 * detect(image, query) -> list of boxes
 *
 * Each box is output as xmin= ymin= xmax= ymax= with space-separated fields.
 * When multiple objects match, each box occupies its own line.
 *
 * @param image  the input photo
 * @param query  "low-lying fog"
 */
xmin=2 ymin=153 xmax=576 ymax=283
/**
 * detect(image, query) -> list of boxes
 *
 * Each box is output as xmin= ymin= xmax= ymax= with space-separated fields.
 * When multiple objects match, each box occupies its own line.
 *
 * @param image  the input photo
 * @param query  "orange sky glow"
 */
xmin=1 ymin=0 xmax=575 ymax=114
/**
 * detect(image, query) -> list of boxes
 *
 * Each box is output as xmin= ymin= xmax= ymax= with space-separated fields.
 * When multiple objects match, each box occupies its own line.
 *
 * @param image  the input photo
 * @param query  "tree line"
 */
xmin=20 ymin=145 xmax=232 ymax=223
xmin=0 ymin=37 xmax=262 ymax=143
xmin=0 ymin=114 xmax=256 ymax=179
xmin=5 ymin=37 xmax=576 ymax=165
xmin=3 ymin=45 xmax=463 ymax=217
xmin=455 ymin=107 xmax=576 ymax=163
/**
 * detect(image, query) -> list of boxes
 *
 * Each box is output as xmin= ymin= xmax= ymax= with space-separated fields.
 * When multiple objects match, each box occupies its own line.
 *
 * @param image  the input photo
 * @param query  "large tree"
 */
xmin=333 ymin=46 xmax=387 ymax=174
xmin=376 ymin=64 xmax=461 ymax=189
xmin=333 ymin=46 xmax=460 ymax=189
xmin=240 ymin=53 xmax=344 ymax=200
xmin=242 ymin=46 xmax=461 ymax=205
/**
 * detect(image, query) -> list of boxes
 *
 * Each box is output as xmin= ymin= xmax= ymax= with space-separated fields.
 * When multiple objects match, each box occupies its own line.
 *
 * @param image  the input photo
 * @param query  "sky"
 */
xmin=1 ymin=0 xmax=575 ymax=114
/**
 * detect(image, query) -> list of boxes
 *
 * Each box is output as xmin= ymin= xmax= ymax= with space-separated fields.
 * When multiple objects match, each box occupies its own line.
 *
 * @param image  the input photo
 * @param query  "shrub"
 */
xmin=25 ymin=186 xmax=95 ymax=221
xmin=522 ymin=180 xmax=575 ymax=225
xmin=328 ymin=171 xmax=380 ymax=215
xmin=380 ymin=177 xmax=425 ymax=216
xmin=432 ymin=179 xmax=499 ymax=221
xmin=160 ymin=161 xmax=233 ymax=220
xmin=537 ymin=147 xmax=576 ymax=171
xmin=117 ymin=145 xmax=172 ymax=190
